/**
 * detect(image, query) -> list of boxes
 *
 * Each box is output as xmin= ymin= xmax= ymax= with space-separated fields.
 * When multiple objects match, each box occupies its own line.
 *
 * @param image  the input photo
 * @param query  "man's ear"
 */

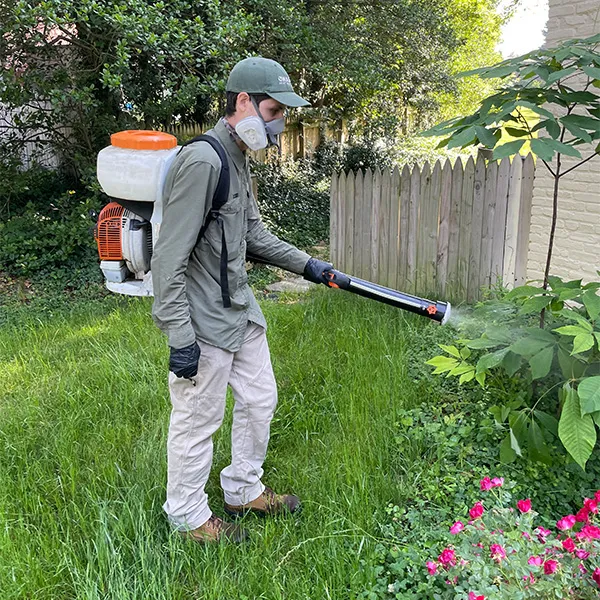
xmin=236 ymin=92 xmax=251 ymax=114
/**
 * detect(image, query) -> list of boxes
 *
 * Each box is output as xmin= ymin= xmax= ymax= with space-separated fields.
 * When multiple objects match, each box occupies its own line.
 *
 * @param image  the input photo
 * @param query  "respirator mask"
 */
xmin=234 ymin=96 xmax=285 ymax=151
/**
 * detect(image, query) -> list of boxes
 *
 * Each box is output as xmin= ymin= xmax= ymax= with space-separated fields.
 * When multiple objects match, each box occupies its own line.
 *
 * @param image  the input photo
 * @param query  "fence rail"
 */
xmin=330 ymin=154 xmax=535 ymax=303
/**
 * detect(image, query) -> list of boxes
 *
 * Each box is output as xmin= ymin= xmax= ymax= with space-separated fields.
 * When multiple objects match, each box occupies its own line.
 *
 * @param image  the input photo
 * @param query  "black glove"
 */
xmin=303 ymin=257 xmax=334 ymax=285
xmin=169 ymin=342 xmax=201 ymax=379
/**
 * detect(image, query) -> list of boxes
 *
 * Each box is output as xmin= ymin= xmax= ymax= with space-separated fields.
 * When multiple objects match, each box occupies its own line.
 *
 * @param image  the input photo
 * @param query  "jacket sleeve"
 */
xmin=245 ymin=192 xmax=311 ymax=274
xmin=151 ymin=157 xmax=218 ymax=348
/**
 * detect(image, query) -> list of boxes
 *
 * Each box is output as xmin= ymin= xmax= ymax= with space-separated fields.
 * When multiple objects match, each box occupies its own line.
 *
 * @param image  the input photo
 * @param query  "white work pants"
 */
xmin=163 ymin=322 xmax=277 ymax=529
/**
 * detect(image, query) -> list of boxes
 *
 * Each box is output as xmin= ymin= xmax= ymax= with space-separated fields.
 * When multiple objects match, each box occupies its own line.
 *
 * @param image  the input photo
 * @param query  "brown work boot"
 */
xmin=179 ymin=514 xmax=248 ymax=544
xmin=224 ymin=486 xmax=301 ymax=518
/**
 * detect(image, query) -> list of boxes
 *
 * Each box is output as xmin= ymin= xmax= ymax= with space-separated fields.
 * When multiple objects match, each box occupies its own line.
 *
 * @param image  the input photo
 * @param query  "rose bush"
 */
xmin=427 ymin=477 xmax=600 ymax=599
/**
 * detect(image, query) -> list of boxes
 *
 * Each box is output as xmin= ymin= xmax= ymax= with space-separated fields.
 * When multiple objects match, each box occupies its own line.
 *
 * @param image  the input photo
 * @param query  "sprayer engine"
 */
xmin=95 ymin=201 xmax=154 ymax=294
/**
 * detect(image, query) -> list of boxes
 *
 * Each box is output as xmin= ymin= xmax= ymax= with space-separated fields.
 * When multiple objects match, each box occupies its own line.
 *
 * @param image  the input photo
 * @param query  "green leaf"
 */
xmin=475 ymin=126 xmax=498 ymax=149
xmin=500 ymin=433 xmax=517 ymax=463
xmin=439 ymin=344 xmax=461 ymax=358
xmin=591 ymin=411 xmax=600 ymax=428
xmin=447 ymin=126 xmax=477 ymax=149
xmin=547 ymin=66 xmax=578 ymax=83
xmin=517 ymin=101 xmax=555 ymax=120
xmin=545 ymin=138 xmax=583 ymax=158
xmin=561 ymin=120 xmax=593 ymax=143
xmin=502 ymin=351 xmax=522 ymax=376
xmin=534 ymin=410 xmax=559 ymax=437
xmin=506 ymin=285 xmax=546 ymax=300
xmin=459 ymin=370 xmax=476 ymax=384
xmin=476 ymin=348 xmax=510 ymax=374
xmin=582 ymin=290 xmax=600 ymax=321
xmin=460 ymin=346 xmax=472 ymax=359
xmin=492 ymin=139 xmax=526 ymax=159
xmin=510 ymin=427 xmax=523 ymax=457
xmin=555 ymin=325 xmax=590 ymax=336
xmin=557 ymin=346 xmax=586 ymax=379
xmin=531 ymin=138 xmax=556 ymax=161
xmin=579 ymin=377 xmax=600 ymax=416
xmin=562 ymin=114 xmax=600 ymax=132
xmin=520 ymin=294 xmax=553 ymax=314
xmin=582 ymin=65 xmax=600 ymax=80
xmin=475 ymin=371 xmax=486 ymax=387
xmin=504 ymin=127 xmax=530 ymax=138
xmin=572 ymin=333 xmax=594 ymax=355
xmin=449 ymin=362 xmax=475 ymax=377
xmin=558 ymin=288 xmax=583 ymax=302
xmin=462 ymin=338 xmax=502 ymax=350
xmin=426 ymin=355 xmax=458 ymax=374
xmin=529 ymin=419 xmax=551 ymax=464
xmin=510 ymin=335 xmax=553 ymax=357
xmin=529 ymin=345 xmax=555 ymax=380
xmin=490 ymin=404 xmax=511 ymax=424
xmin=558 ymin=384 xmax=596 ymax=470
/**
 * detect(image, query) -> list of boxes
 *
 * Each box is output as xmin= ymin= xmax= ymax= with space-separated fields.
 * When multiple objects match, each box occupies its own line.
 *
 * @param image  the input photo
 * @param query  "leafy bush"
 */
xmin=360 ymin=398 xmax=600 ymax=600
xmin=426 ymin=277 xmax=600 ymax=470
xmin=0 ymin=190 xmax=101 ymax=282
xmin=252 ymin=156 xmax=330 ymax=250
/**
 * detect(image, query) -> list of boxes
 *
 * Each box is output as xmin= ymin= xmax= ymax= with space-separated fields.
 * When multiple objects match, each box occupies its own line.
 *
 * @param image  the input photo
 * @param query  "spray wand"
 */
xmin=322 ymin=269 xmax=451 ymax=325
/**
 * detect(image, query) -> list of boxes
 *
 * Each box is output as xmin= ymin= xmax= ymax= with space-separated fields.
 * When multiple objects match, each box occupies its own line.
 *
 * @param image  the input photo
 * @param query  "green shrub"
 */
xmin=253 ymin=157 xmax=330 ymax=250
xmin=0 ymin=190 xmax=101 ymax=282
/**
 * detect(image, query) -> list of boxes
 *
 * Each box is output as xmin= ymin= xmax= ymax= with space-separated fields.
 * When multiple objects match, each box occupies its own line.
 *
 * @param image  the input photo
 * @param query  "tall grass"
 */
xmin=0 ymin=289 xmax=453 ymax=599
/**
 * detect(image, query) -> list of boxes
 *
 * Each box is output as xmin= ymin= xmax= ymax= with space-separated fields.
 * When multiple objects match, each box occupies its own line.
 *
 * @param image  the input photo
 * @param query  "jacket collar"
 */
xmin=212 ymin=119 xmax=246 ymax=174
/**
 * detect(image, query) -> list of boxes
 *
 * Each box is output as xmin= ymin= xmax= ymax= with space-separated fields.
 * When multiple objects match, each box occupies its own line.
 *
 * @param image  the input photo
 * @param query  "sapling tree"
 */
xmin=423 ymin=35 xmax=600 ymax=470
xmin=422 ymin=33 xmax=600 ymax=326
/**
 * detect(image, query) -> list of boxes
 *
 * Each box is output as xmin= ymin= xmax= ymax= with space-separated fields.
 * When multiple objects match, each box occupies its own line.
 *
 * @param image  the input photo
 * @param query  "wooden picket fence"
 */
xmin=330 ymin=154 xmax=535 ymax=303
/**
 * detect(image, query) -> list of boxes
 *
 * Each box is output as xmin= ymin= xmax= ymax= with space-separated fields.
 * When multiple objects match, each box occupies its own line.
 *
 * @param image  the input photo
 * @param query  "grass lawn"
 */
xmin=0 ymin=288 xmax=455 ymax=599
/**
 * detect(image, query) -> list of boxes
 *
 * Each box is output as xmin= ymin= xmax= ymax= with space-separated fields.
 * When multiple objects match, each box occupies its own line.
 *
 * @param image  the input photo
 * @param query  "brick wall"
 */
xmin=527 ymin=1 xmax=600 ymax=283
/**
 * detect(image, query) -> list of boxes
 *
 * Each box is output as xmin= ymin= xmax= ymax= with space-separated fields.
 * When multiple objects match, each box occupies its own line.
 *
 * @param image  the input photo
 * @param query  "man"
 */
xmin=151 ymin=57 xmax=333 ymax=543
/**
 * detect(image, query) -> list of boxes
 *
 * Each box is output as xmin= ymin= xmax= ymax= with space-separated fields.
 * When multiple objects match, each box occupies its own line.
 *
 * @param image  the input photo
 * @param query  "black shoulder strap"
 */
xmin=178 ymin=134 xmax=232 ymax=308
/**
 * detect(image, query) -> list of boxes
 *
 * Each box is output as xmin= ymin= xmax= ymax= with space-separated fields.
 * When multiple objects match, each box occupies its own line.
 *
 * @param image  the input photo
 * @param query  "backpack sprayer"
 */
xmin=321 ymin=269 xmax=451 ymax=325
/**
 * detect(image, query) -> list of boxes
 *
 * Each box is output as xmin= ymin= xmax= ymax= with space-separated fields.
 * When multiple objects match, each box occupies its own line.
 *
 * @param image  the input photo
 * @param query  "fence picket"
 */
xmin=446 ymin=158 xmax=464 ymax=300
xmin=503 ymin=157 xmax=523 ymax=287
xmin=515 ymin=154 xmax=535 ymax=287
xmin=436 ymin=160 xmax=453 ymax=295
xmin=388 ymin=167 xmax=401 ymax=290
xmin=378 ymin=169 xmax=391 ymax=287
xmin=345 ymin=170 xmax=356 ymax=274
xmin=407 ymin=165 xmax=421 ymax=294
xmin=480 ymin=158 xmax=499 ymax=292
xmin=398 ymin=165 xmax=412 ymax=289
xmin=458 ymin=157 xmax=475 ymax=300
xmin=491 ymin=157 xmax=511 ymax=285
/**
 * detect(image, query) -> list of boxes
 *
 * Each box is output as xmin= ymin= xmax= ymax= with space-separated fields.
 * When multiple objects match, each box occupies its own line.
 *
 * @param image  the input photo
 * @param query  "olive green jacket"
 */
xmin=151 ymin=120 xmax=311 ymax=352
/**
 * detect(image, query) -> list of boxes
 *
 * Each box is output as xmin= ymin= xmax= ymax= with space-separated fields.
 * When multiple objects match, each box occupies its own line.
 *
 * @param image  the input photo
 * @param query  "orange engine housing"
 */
xmin=95 ymin=202 xmax=124 ymax=260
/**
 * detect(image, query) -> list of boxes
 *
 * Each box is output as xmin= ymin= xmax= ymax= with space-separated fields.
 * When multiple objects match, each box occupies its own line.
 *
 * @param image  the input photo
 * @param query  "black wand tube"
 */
xmin=324 ymin=270 xmax=451 ymax=325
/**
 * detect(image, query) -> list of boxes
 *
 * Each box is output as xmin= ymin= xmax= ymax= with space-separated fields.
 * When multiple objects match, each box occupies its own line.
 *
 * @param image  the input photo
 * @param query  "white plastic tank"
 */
xmin=97 ymin=130 xmax=180 ymax=203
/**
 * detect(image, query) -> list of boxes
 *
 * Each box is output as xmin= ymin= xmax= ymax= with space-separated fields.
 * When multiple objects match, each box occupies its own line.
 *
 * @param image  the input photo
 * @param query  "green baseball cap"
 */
xmin=226 ymin=57 xmax=310 ymax=108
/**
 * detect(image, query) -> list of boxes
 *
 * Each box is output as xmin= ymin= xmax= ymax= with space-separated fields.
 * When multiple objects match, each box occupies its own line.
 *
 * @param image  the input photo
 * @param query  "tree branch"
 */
xmin=559 ymin=152 xmax=599 ymax=178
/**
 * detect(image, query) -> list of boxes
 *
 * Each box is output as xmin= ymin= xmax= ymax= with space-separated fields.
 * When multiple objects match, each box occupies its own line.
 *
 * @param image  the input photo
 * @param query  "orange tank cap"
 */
xmin=111 ymin=130 xmax=178 ymax=150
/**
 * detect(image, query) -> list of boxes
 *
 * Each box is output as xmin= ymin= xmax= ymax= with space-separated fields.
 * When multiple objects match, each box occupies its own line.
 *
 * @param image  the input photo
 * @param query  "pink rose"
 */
xmin=556 ymin=515 xmax=576 ymax=530
xmin=576 ymin=549 xmax=590 ymax=560
xmin=517 ymin=499 xmax=531 ymax=513
xmin=522 ymin=531 xmax=531 ymax=541
xmin=491 ymin=477 xmax=504 ymax=488
xmin=584 ymin=497 xmax=599 ymax=514
xmin=469 ymin=502 xmax=484 ymax=520
xmin=480 ymin=477 xmax=493 ymax=491
xmin=468 ymin=593 xmax=485 ymax=600
xmin=438 ymin=548 xmax=456 ymax=567
xmin=562 ymin=538 xmax=576 ymax=553
xmin=593 ymin=567 xmax=600 ymax=586
xmin=535 ymin=527 xmax=552 ymax=542
xmin=426 ymin=560 xmax=438 ymax=576
xmin=450 ymin=521 xmax=464 ymax=535
xmin=575 ymin=507 xmax=590 ymax=523
xmin=523 ymin=572 xmax=535 ymax=584
xmin=528 ymin=555 xmax=543 ymax=566
xmin=594 ymin=490 xmax=600 ymax=503
xmin=578 ymin=524 xmax=600 ymax=540
xmin=543 ymin=560 xmax=559 ymax=575
xmin=579 ymin=563 xmax=588 ymax=575
xmin=490 ymin=544 xmax=506 ymax=562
